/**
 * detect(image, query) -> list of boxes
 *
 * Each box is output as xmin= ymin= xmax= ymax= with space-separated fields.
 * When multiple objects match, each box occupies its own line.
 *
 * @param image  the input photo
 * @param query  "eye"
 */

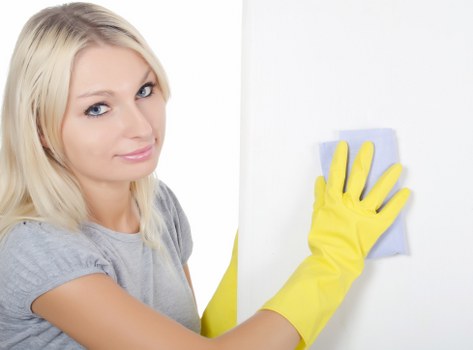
xmin=137 ymin=82 xmax=156 ymax=99
xmin=84 ymin=103 xmax=110 ymax=118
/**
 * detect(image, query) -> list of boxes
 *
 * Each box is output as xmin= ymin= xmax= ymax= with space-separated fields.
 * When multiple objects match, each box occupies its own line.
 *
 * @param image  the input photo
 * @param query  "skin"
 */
xmin=61 ymin=45 xmax=165 ymax=233
xmin=32 ymin=45 xmax=301 ymax=349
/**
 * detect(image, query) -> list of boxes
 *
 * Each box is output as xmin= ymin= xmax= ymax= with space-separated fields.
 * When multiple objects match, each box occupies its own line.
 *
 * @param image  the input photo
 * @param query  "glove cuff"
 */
xmin=261 ymin=254 xmax=362 ymax=346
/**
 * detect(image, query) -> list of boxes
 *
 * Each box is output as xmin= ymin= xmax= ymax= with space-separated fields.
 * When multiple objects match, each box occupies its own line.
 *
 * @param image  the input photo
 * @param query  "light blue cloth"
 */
xmin=319 ymin=128 xmax=408 ymax=259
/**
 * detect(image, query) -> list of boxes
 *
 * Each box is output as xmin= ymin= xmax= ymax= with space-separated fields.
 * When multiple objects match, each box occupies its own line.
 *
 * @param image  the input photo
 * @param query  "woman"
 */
xmin=0 ymin=3 xmax=410 ymax=349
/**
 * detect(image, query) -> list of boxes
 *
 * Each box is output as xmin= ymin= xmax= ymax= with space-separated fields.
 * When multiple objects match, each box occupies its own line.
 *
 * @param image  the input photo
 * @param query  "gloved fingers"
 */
xmin=313 ymin=176 xmax=326 ymax=212
xmin=327 ymin=141 xmax=348 ymax=196
xmin=362 ymin=163 xmax=402 ymax=211
xmin=378 ymin=187 xmax=411 ymax=221
xmin=346 ymin=142 xmax=374 ymax=201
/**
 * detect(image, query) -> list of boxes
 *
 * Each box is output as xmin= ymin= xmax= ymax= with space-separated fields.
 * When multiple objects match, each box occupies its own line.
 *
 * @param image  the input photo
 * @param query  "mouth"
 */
xmin=118 ymin=144 xmax=155 ymax=161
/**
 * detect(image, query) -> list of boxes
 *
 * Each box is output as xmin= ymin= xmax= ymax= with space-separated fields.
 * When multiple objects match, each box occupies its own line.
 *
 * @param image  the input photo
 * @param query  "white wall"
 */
xmin=0 ymin=0 xmax=241 ymax=315
xmin=239 ymin=0 xmax=473 ymax=349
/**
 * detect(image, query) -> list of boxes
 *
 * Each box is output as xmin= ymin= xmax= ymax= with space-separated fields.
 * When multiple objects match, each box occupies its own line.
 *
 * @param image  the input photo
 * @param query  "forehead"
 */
xmin=69 ymin=45 xmax=152 ymax=94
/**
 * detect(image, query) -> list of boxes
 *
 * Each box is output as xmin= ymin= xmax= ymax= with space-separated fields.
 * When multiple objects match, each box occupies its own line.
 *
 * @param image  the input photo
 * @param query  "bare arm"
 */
xmin=32 ymin=274 xmax=300 ymax=350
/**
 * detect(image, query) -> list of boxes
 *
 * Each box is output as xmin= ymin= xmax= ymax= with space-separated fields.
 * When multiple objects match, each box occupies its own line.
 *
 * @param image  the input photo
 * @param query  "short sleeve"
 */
xmin=0 ymin=221 xmax=111 ymax=317
xmin=156 ymin=181 xmax=193 ymax=265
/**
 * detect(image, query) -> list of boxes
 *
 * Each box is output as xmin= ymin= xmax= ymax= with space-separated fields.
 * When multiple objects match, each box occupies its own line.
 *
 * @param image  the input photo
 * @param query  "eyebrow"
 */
xmin=77 ymin=69 xmax=153 ymax=99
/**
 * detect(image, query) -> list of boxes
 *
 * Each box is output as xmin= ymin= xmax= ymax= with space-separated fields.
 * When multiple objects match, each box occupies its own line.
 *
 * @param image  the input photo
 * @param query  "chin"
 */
xmin=129 ymin=161 xmax=159 ymax=181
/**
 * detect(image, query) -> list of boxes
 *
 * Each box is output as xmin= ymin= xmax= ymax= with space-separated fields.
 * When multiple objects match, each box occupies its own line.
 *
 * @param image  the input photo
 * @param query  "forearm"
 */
xmin=213 ymin=310 xmax=301 ymax=350
xmin=33 ymin=273 xmax=301 ymax=350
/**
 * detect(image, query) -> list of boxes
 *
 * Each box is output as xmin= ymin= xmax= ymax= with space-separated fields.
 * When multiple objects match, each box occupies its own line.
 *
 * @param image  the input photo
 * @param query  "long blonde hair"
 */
xmin=0 ymin=2 xmax=170 ymax=247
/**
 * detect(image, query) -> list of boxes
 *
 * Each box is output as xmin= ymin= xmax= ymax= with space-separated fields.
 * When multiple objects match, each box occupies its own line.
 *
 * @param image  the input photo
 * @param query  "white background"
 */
xmin=239 ymin=0 xmax=473 ymax=349
xmin=0 ymin=0 xmax=241 ymax=315
xmin=3 ymin=1 xmax=473 ymax=348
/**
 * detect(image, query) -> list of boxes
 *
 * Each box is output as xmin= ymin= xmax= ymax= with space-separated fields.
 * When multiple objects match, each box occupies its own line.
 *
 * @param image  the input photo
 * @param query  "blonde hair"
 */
xmin=0 ymin=2 xmax=170 ymax=247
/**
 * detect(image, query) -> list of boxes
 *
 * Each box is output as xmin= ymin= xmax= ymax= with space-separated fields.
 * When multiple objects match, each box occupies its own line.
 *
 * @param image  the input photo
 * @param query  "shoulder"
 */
xmin=1 ymin=221 xmax=108 ymax=265
xmin=156 ymin=180 xmax=193 ymax=264
xmin=3 ymin=220 xmax=95 ymax=249
xmin=156 ymin=180 xmax=189 ymax=225
xmin=0 ymin=221 xmax=110 ymax=317
xmin=156 ymin=180 xmax=181 ymax=210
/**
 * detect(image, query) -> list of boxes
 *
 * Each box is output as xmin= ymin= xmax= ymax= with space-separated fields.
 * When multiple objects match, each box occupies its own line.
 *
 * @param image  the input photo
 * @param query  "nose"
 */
xmin=120 ymin=101 xmax=153 ymax=139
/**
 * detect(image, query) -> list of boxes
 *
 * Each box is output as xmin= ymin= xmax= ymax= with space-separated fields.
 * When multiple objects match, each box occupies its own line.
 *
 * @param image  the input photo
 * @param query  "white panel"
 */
xmin=239 ymin=0 xmax=473 ymax=349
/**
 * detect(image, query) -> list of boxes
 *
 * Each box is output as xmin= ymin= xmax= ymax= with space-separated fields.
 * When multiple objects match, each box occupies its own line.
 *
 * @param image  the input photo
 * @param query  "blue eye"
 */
xmin=137 ymin=82 xmax=155 ymax=98
xmin=85 ymin=103 xmax=110 ymax=117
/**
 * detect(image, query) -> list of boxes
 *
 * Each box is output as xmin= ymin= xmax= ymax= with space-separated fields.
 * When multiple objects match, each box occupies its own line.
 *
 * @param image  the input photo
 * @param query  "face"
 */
xmin=61 ymin=45 xmax=165 ymax=189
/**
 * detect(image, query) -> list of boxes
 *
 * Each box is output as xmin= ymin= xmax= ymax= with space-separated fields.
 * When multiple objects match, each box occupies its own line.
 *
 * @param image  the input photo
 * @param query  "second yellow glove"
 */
xmin=200 ymin=234 xmax=238 ymax=338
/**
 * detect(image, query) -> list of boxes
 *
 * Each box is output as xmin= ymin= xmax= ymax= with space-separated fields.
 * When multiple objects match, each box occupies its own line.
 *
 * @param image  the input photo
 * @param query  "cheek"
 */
xmin=61 ymin=119 xmax=113 ymax=163
xmin=157 ymin=112 xmax=166 ymax=139
xmin=144 ymin=103 xmax=166 ymax=139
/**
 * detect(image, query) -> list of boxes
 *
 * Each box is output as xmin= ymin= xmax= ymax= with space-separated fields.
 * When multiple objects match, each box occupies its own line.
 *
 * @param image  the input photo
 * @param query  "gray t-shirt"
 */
xmin=0 ymin=182 xmax=200 ymax=349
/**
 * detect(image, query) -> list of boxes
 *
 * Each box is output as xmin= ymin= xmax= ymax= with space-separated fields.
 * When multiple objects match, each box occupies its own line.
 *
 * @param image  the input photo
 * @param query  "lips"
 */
xmin=118 ymin=144 xmax=154 ymax=161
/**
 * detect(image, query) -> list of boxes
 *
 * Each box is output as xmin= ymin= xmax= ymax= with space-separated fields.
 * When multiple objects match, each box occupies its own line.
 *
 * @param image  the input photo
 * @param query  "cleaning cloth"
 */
xmin=319 ymin=128 xmax=408 ymax=259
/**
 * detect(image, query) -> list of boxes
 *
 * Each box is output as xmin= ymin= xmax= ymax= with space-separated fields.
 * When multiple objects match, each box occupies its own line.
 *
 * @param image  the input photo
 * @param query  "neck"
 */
xmin=82 ymin=181 xmax=140 ymax=234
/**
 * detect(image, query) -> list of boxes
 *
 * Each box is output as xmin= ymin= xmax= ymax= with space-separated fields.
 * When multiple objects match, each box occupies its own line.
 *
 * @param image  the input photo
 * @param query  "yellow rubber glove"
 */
xmin=200 ymin=234 xmax=238 ymax=337
xmin=262 ymin=141 xmax=410 ymax=349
